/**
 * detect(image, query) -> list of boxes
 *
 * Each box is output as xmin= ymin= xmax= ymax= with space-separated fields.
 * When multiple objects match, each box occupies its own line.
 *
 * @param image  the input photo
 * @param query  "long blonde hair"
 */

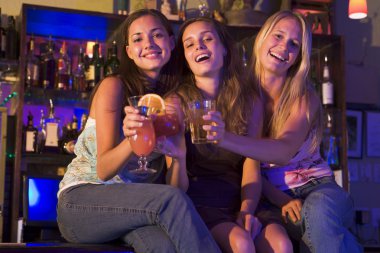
xmin=251 ymin=10 xmax=322 ymax=151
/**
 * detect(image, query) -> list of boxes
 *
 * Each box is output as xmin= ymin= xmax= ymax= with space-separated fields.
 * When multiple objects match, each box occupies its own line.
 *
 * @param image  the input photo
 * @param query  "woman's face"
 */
xmin=182 ymin=21 xmax=226 ymax=79
xmin=126 ymin=15 xmax=174 ymax=79
xmin=259 ymin=17 xmax=302 ymax=78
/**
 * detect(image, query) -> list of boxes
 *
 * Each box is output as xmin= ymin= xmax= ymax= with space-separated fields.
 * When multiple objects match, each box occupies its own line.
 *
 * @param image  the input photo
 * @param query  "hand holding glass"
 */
xmin=188 ymin=99 xmax=216 ymax=144
xmin=128 ymin=95 xmax=156 ymax=174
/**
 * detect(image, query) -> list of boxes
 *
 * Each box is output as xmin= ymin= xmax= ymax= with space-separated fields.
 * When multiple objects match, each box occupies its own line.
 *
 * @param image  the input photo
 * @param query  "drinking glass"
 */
xmin=128 ymin=95 xmax=157 ymax=174
xmin=188 ymin=99 xmax=216 ymax=144
xmin=153 ymin=107 xmax=180 ymax=138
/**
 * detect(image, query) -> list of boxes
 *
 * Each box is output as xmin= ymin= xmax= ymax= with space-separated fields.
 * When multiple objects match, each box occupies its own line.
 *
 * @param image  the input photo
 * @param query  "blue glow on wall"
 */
xmin=26 ymin=8 xmax=110 ymax=41
xmin=28 ymin=178 xmax=60 ymax=222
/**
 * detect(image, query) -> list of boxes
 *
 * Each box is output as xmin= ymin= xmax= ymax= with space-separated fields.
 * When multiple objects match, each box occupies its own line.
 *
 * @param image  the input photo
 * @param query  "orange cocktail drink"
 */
xmin=129 ymin=117 xmax=156 ymax=157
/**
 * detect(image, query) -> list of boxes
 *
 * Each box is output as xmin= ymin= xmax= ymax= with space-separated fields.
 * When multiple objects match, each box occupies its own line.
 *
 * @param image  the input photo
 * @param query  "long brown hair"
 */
xmin=89 ymin=9 xmax=177 ymax=109
xmin=251 ymin=10 xmax=322 ymax=151
xmin=175 ymin=17 xmax=256 ymax=135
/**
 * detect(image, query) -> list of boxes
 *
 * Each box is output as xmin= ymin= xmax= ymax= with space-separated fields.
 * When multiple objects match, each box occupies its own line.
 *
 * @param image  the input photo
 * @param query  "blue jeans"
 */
xmin=57 ymin=183 xmax=221 ymax=253
xmin=284 ymin=177 xmax=363 ymax=253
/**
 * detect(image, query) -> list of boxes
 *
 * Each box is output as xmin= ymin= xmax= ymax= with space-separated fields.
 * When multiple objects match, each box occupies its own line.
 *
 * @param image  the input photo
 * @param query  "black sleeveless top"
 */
xmin=185 ymin=131 xmax=245 ymax=210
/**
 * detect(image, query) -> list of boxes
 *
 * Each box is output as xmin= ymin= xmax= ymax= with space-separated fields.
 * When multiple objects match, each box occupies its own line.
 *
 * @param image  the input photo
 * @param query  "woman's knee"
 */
xmin=256 ymin=223 xmax=293 ymax=253
xmin=230 ymin=230 xmax=255 ymax=252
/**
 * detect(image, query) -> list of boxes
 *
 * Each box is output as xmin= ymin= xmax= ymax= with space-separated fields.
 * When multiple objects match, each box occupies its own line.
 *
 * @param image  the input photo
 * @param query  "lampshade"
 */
xmin=349 ymin=0 xmax=368 ymax=19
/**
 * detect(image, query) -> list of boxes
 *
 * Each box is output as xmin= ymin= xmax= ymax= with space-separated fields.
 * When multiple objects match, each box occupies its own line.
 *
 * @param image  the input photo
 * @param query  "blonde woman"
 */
xmin=205 ymin=10 xmax=362 ymax=253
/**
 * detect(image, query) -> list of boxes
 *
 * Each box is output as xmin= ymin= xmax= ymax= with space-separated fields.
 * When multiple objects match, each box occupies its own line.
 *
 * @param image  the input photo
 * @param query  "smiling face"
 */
xmin=126 ymin=15 xmax=174 ymax=79
xmin=259 ymin=17 xmax=302 ymax=78
xmin=182 ymin=21 xmax=226 ymax=79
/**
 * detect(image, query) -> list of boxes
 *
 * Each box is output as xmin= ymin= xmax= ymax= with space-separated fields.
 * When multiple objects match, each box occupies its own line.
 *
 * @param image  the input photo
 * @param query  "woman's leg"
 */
xmin=211 ymin=222 xmax=255 ymax=253
xmin=255 ymin=223 xmax=293 ymax=253
xmin=121 ymin=226 xmax=176 ymax=253
xmin=57 ymin=183 xmax=221 ymax=253
xmin=300 ymin=182 xmax=363 ymax=253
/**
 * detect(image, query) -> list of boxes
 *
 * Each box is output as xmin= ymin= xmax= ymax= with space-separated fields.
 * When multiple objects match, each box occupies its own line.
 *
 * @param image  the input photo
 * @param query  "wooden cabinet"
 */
xmin=9 ymin=4 xmax=124 ymax=242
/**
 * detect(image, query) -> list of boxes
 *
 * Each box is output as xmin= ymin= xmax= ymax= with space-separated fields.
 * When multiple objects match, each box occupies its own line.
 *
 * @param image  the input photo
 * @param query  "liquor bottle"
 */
xmin=25 ymin=36 xmax=40 ymax=88
xmin=55 ymin=41 xmax=72 ymax=90
xmin=320 ymin=56 xmax=340 ymax=170
xmin=73 ymin=46 xmax=87 ymax=92
xmin=23 ymin=111 xmax=38 ymax=153
xmin=36 ymin=109 xmax=46 ymax=153
xmin=44 ymin=99 xmax=60 ymax=152
xmin=326 ymin=135 xmax=340 ymax=170
xmin=79 ymin=113 xmax=88 ymax=133
xmin=61 ymin=115 xmax=79 ymax=154
xmin=40 ymin=36 xmax=56 ymax=89
xmin=0 ymin=8 xmax=6 ymax=58
xmin=5 ymin=16 xmax=18 ymax=60
xmin=321 ymin=56 xmax=333 ymax=107
xmin=87 ymin=42 xmax=104 ymax=91
xmin=104 ymin=40 xmax=120 ymax=76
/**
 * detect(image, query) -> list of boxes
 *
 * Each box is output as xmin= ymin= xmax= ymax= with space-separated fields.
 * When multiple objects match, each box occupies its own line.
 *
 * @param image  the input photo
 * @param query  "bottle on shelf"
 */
xmin=79 ymin=113 xmax=88 ymax=133
xmin=104 ymin=40 xmax=120 ymax=76
xmin=23 ymin=111 xmax=38 ymax=153
xmin=40 ymin=36 xmax=56 ymax=89
xmin=73 ymin=46 xmax=87 ymax=92
xmin=320 ymin=55 xmax=340 ymax=171
xmin=44 ymin=99 xmax=60 ymax=152
xmin=321 ymin=56 xmax=334 ymax=108
xmin=36 ymin=109 xmax=46 ymax=153
xmin=61 ymin=115 xmax=79 ymax=154
xmin=55 ymin=41 xmax=72 ymax=90
xmin=0 ymin=8 xmax=6 ymax=58
xmin=25 ymin=36 xmax=40 ymax=88
xmin=5 ymin=16 xmax=18 ymax=60
xmin=321 ymin=112 xmax=340 ymax=170
xmin=86 ymin=41 xmax=104 ymax=91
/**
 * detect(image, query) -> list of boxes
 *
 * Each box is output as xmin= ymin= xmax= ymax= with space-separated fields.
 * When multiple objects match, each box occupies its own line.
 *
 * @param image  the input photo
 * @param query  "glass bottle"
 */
xmin=87 ymin=42 xmax=103 ymax=91
xmin=5 ymin=16 xmax=18 ymax=60
xmin=40 ymin=36 xmax=56 ymax=89
xmin=55 ymin=41 xmax=71 ymax=90
xmin=36 ymin=109 xmax=46 ymax=153
xmin=79 ymin=113 xmax=88 ymax=133
xmin=73 ymin=46 xmax=87 ymax=92
xmin=105 ymin=40 xmax=120 ymax=76
xmin=61 ymin=115 xmax=79 ymax=154
xmin=44 ymin=99 xmax=60 ymax=152
xmin=326 ymin=135 xmax=340 ymax=171
xmin=25 ymin=36 xmax=40 ymax=88
xmin=321 ymin=56 xmax=334 ymax=107
xmin=23 ymin=111 xmax=38 ymax=153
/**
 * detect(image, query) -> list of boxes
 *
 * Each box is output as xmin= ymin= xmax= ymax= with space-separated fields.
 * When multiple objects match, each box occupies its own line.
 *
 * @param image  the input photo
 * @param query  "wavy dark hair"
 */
xmin=175 ymin=17 xmax=256 ymax=135
xmin=89 ymin=9 xmax=177 ymax=109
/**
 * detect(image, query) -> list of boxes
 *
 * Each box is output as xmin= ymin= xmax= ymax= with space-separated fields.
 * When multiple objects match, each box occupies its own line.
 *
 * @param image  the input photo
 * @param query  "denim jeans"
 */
xmin=57 ymin=183 xmax=221 ymax=253
xmin=284 ymin=176 xmax=363 ymax=253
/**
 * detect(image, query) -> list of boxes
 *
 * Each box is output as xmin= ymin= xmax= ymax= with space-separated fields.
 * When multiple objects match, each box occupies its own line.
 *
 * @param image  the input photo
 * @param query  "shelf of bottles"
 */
xmin=22 ymin=32 xmax=122 ymax=155
xmin=20 ymin=9 xmax=123 ymax=156
xmin=310 ymin=35 xmax=347 ymax=188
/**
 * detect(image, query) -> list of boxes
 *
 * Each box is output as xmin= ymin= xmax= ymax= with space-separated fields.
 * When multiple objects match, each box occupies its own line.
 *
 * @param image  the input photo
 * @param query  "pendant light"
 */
xmin=349 ymin=0 xmax=368 ymax=19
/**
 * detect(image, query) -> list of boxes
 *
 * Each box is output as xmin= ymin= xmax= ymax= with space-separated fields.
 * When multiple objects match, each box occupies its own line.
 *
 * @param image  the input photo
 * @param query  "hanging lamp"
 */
xmin=348 ymin=0 xmax=368 ymax=19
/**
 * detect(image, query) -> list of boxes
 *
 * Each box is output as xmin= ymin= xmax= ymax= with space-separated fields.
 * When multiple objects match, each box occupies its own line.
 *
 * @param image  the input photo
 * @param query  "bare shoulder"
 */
xmin=97 ymin=76 xmax=124 ymax=96
xmin=92 ymin=76 xmax=125 ymax=114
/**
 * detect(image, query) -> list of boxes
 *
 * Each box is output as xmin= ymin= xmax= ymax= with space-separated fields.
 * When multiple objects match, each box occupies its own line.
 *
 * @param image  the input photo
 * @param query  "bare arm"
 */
xmin=217 ymin=94 xmax=320 ymax=165
xmin=92 ymin=77 xmax=134 ymax=181
xmin=162 ymin=95 xmax=189 ymax=191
